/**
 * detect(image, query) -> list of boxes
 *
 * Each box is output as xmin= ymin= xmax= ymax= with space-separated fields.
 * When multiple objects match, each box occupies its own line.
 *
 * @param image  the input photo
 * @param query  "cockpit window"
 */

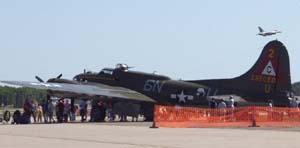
xmin=99 ymin=68 xmax=114 ymax=75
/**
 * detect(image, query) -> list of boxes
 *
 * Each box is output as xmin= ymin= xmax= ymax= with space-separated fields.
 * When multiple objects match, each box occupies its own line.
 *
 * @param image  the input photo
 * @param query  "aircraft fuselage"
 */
xmin=74 ymin=68 xmax=212 ymax=107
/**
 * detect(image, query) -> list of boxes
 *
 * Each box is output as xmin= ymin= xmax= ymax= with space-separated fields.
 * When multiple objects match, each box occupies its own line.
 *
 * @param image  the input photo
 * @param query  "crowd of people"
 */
xmin=208 ymin=96 xmax=235 ymax=109
xmin=10 ymin=98 xmax=114 ymax=124
xmin=209 ymin=96 xmax=300 ymax=109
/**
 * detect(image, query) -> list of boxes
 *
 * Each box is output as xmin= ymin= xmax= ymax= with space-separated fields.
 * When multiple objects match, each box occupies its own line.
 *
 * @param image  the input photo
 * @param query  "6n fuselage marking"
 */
xmin=143 ymin=80 xmax=165 ymax=93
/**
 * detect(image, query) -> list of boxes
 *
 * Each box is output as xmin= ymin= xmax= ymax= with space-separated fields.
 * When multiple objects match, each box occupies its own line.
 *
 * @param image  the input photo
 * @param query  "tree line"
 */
xmin=292 ymin=82 xmax=300 ymax=96
xmin=0 ymin=86 xmax=46 ymax=108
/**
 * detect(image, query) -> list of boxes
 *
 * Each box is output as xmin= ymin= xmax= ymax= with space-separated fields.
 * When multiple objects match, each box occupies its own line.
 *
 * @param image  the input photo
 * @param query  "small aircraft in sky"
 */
xmin=257 ymin=26 xmax=281 ymax=37
xmin=0 ymin=40 xmax=293 ymax=120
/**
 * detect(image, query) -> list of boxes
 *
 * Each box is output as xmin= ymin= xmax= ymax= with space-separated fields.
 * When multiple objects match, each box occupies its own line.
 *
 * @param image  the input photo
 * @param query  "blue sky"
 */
xmin=0 ymin=0 xmax=299 ymax=82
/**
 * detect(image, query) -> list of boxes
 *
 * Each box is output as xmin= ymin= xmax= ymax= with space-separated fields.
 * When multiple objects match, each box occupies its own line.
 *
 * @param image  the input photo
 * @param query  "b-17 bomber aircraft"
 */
xmin=257 ymin=26 xmax=282 ymax=37
xmin=0 ymin=40 xmax=293 ymax=120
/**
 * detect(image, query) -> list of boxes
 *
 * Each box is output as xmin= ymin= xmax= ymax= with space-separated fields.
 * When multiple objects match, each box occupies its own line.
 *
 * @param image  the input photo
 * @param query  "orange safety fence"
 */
xmin=153 ymin=105 xmax=300 ymax=128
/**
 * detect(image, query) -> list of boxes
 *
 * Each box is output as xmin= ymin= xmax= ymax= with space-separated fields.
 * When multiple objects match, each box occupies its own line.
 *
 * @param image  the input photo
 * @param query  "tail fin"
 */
xmin=236 ymin=40 xmax=291 ymax=93
xmin=190 ymin=40 xmax=291 ymax=106
xmin=233 ymin=40 xmax=291 ymax=105
xmin=258 ymin=26 xmax=264 ymax=32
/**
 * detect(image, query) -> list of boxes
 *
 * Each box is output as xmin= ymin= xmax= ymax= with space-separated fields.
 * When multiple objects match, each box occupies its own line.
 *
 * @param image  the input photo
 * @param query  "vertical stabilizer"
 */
xmin=258 ymin=26 xmax=264 ymax=32
xmin=235 ymin=40 xmax=291 ymax=93
xmin=190 ymin=40 xmax=291 ymax=106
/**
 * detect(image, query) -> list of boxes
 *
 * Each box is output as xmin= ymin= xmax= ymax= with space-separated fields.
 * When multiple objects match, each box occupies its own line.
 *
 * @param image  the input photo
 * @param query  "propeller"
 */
xmin=56 ymin=74 xmax=63 ymax=79
xmin=35 ymin=74 xmax=63 ymax=82
xmin=35 ymin=76 xmax=44 ymax=83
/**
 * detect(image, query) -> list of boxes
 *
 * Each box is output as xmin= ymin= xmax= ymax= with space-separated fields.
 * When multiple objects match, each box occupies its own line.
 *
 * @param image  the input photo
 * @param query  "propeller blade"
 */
xmin=35 ymin=76 xmax=44 ymax=83
xmin=56 ymin=74 xmax=63 ymax=79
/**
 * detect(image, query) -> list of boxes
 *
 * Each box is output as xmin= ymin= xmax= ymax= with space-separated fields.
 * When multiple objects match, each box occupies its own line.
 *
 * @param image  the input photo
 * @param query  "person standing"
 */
xmin=209 ymin=98 xmax=217 ymax=109
xmin=228 ymin=96 xmax=234 ymax=108
xmin=106 ymin=102 xmax=113 ymax=121
xmin=36 ymin=105 xmax=43 ymax=123
xmin=47 ymin=100 xmax=55 ymax=123
xmin=63 ymin=100 xmax=71 ymax=122
xmin=218 ymin=99 xmax=227 ymax=122
xmin=30 ymin=100 xmax=38 ymax=123
xmin=23 ymin=99 xmax=31 ymax=124
xmin=209 ymin=98 xmax=217 ymax=117
xmin=57 ymin=99 xmax=65 ymax=123
xmin=70 ymin=99 xmax=76 ymax=121
xmin=41 ymin=99 xmax=48 ymax=123
xmin=79 ymin=99 xmax=88 ymax=122
xmin=98 ymin=101 xmax=106 ymax=122
xmin=228 ymin=96 xmax=235 ymax=121
xmin=267 ymin=100 xmax=273 ymax=121
xmin=218 ymin=99 xmax=227 ymax=108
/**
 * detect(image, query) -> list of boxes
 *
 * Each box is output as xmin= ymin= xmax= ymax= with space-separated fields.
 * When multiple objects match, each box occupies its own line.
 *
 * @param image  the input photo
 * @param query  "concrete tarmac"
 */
xmin=1 ymin=122 xmax=300 ymax=148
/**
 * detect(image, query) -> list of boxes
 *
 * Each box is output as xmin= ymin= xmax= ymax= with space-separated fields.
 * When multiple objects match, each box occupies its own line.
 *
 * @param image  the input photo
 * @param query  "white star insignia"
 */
xmin=170 ymin=90 xmax=194 ymax=103
xmin=177 ymin=90 xmax=187 ymax=103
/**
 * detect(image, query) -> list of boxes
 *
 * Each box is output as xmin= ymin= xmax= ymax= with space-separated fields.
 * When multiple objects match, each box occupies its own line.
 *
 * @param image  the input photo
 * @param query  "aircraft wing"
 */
xmin=0 ymin=81 xmax=156 ymax=103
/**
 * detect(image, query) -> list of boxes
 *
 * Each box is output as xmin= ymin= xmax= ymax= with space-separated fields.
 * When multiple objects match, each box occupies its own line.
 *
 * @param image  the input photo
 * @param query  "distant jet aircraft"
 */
xmin=257 ymin=26 xmax=281 ymax=37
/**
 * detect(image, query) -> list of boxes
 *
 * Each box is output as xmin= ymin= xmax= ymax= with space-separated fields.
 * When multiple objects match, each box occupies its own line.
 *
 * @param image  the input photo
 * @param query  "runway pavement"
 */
xmin=1 ymin=122 xmax=300 ymax=148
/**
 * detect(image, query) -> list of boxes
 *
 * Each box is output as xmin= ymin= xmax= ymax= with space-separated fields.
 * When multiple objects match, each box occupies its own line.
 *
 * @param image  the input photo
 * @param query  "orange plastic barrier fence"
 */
xmin=153 ymin=105 xmax=300 ymax=128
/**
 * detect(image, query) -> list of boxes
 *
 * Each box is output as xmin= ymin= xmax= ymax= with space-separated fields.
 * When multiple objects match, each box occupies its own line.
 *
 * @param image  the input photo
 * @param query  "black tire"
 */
xmin=3 ymin=110 xmax=11 ymax=122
